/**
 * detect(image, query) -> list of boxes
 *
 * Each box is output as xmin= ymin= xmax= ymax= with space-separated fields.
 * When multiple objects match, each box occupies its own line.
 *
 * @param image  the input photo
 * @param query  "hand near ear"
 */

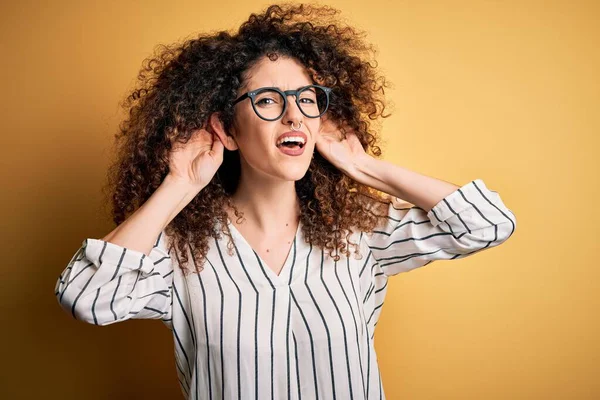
xmin=167 ymin=121 xmax=225 ymax=189
xmin=314 ymin=115 xmax=370 ymax=177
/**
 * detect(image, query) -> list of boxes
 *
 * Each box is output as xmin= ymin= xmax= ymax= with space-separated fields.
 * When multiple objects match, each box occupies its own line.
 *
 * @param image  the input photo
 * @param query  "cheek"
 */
xmin=233 ymin=113 xmax=268 ymax=149
xmin=237 ymin=127 xmax=275 ymax=161
xmin=308 ymin=120 xmax=321 ymax=137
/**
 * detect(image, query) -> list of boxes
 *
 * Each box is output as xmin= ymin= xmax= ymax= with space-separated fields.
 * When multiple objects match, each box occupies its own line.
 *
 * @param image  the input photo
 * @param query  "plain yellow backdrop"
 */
xmin=1 ymin=0 xmax=597 ymax=398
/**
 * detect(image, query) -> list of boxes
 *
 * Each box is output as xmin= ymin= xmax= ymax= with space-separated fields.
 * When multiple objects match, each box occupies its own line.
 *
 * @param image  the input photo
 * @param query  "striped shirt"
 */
xmin=55 ymin=178 xmax=516 ymax=399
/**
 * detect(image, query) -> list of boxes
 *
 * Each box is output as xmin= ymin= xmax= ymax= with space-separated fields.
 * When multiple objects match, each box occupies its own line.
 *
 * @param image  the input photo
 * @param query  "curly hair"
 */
xmin=103 ymin=3 xmax=396 ymax=275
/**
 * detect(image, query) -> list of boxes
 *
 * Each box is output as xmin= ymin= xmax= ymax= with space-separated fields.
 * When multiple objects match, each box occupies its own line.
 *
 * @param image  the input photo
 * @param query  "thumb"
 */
xmin=210 ymin=132 xmax=225 ymax=157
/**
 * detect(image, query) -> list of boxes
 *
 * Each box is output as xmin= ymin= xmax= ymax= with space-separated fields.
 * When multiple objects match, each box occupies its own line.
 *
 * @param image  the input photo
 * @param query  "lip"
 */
xmin=275 ymin=131 xmax=308 ymax=147
xmin=277 ymin=144 xmax=305 ymax=156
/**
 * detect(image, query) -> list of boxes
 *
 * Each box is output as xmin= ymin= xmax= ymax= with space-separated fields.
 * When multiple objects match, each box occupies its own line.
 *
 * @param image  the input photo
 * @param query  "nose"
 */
xmin=282 ymin=94 xmax=303 ymax=127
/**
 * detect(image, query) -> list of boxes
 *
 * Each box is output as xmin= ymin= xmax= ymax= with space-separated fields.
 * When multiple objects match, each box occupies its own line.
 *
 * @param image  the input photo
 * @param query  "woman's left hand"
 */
xmin=314 ymin=115 xmax=370 ymax=177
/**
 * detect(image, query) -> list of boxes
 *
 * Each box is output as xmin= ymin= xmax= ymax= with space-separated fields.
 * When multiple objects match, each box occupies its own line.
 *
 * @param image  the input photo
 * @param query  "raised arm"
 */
xmin=55 ymin=122 xmax=224 ymax=325
xmin=55 ymin=176 xmax=201 ymax=325
xmin=363 ymin=178 xmax=516 ymax=277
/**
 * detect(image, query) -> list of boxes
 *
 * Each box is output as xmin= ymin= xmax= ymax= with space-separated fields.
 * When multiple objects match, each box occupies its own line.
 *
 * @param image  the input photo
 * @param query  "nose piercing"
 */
xmin=290 ymin=121 xmax=303 ymax=131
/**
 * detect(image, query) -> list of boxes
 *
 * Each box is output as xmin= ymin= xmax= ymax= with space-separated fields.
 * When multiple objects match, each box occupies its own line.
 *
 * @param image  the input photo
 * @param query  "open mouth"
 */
xmin=276 ymin=139 xmax=306 ymax=156
xmin=275 ymin=132 xmax=307 ymax=156
xmin=276 ymin=141 xmax=304 ymax=149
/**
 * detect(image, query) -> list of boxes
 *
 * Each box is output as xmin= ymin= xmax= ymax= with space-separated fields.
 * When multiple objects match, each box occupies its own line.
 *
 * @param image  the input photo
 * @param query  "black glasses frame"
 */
xmin=232 ymin=84 xmax=332 ymax=121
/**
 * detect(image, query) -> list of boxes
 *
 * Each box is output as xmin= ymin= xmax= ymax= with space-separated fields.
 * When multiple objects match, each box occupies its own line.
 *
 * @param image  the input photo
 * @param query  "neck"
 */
xmin=230 ymin=171 xmax=300 ymax=234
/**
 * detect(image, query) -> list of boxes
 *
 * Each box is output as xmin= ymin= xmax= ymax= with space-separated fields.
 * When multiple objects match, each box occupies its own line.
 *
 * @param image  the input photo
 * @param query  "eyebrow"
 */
xmin=236 ymin=83 xmax=315 ymax=98
xmin=251 ymin=84 xmax=315 ymax=91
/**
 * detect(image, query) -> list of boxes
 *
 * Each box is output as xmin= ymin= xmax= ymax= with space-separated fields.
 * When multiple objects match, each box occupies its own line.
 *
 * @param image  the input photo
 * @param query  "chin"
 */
xmin=280 ymin=163 xmax=311 ymax=181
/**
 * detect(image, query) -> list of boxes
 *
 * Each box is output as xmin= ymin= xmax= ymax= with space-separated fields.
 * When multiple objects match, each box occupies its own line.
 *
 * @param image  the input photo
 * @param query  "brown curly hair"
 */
xmin=103 ymin=3 xmax=396 ymax=275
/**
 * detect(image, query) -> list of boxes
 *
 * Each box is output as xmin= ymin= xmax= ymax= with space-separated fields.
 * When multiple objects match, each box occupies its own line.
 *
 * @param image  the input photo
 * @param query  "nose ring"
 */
xmin=290 ymin=121 xmax=303 ymax=131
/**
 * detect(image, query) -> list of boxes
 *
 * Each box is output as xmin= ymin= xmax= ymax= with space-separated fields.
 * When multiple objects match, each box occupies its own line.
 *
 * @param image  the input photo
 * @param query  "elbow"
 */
xmin=476 ymin=219 xmax=517 ymax=249
xmin=55 ymin=284 xmax=111 ymax=326
xmin=55 ymin=287 xmax=88 ymax=324
xmin=495 ymin=212 xmax=517 ymax=244
xmin=454 ymin=218 xmax=516 ymax=254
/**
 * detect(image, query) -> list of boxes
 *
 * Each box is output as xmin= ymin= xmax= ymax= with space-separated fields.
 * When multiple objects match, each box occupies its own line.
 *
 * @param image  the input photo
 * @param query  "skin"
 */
xmin=208 ymin=55 xmax=368 ymax=236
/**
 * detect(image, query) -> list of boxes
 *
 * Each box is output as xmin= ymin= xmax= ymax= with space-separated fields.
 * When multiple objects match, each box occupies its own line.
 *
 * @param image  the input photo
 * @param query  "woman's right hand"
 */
xmin=167 ymin=123 xmax=225 ymax=189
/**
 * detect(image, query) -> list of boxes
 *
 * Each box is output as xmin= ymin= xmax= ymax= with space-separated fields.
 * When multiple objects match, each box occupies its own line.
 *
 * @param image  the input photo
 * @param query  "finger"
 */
xmin=345 ymin=130 xmax=358 ymax=141
xmin=192 ymin=128 xmax=212 ymax=143
xmin=211 ymin=132 xmax=224 ymax=155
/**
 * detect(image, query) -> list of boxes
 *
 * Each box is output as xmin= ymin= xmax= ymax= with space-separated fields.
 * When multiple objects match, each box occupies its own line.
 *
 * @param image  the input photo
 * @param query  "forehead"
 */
xmin=242 ymin=56 xmax=313 ymax=91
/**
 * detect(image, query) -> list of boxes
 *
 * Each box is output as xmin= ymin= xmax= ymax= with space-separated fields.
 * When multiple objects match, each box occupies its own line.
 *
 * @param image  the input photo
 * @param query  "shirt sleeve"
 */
xmin=55 ymin=231 xmax=174 ymax=325
xmin=363 ymin=178 xmax=517 ymax=277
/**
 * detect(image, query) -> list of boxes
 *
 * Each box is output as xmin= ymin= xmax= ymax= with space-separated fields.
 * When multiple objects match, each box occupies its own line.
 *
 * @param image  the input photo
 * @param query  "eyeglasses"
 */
xmin=232 ymin=84 xmax=332 ymax=121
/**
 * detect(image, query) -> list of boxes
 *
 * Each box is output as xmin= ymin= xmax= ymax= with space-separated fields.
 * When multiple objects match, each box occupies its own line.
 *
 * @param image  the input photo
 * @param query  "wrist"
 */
xmin=351 ymin=154 xmax=376 ymax=183
xmin=163 ymin=174 xmax=206 ymax=193
xmin=161 ymin=175 xmax=205 ymax=207
xmin=351 ymin=155 xmax=398 ymax=197
xmin=155 ymin=175 xmax=205 ymax=225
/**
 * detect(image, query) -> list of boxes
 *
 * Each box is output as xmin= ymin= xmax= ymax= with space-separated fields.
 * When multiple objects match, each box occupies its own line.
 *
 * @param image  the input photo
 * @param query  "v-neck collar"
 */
xmin=226 ymin=218 xmax=301 ymax=287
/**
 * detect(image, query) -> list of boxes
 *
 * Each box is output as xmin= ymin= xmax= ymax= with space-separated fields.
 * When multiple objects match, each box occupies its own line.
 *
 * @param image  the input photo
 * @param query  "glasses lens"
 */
xmin=298 ymin=86 xmax=328 ymax=117
xmin=253 ymin=89 xmax=285 ymax=120
xmin=253 ymin=86 xmax=329 ymax=120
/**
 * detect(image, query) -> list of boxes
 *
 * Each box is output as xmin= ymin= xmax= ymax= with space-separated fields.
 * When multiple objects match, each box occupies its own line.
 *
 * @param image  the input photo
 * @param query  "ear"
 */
xmin=208 ymin=112 xmax=238 ymax=151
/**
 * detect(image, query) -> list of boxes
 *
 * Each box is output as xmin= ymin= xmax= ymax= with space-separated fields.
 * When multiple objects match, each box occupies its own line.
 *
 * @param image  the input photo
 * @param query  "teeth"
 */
xmin=276 ymin=136 xmax=306 ymax=146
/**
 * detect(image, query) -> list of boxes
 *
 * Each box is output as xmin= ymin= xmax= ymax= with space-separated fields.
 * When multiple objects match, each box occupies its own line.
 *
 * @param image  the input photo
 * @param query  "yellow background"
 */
xmin=2 ymin=0 xmax=598 ymax=398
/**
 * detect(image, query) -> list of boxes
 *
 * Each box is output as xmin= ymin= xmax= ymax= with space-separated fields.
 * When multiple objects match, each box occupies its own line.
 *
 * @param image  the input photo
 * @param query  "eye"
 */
xmin=255 ymin=97 xmax=279 ymax=106
xmin=299 ymin=89 xmax=317 ymax=104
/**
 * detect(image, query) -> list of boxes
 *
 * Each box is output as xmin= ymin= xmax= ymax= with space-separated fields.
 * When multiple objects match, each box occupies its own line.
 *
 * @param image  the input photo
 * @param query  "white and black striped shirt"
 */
xmin=55 ymin=178 xmax=516 ymax=399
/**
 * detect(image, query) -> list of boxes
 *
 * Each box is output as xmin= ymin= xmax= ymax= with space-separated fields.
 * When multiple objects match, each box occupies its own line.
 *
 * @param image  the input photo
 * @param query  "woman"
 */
xmin=55 ymin=4 xmax=516 ymax=399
